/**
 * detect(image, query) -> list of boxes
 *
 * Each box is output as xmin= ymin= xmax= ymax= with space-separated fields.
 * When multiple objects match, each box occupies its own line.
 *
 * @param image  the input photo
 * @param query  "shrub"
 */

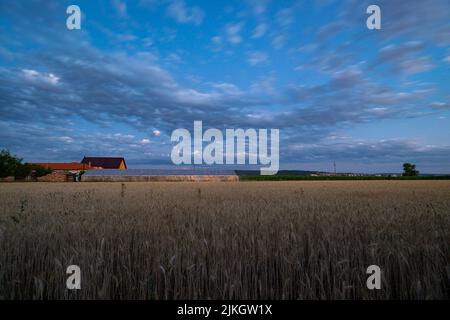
xmin=0 ymin=149 xmax=22 ymax=178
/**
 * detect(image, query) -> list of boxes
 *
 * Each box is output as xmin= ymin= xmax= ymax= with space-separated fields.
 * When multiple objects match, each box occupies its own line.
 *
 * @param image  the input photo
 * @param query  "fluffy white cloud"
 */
xmin=166 ymin=0 xmax=204 ymax=25
xmin=211 ymin=83 xmax=242 ymax=95
xmin=247 ymin=51 xmax=269 ymax=66
xmin=225 ymin=22 xmax=244 ymax=44
xmin=22 ymin=69 xmax=60 ymax=85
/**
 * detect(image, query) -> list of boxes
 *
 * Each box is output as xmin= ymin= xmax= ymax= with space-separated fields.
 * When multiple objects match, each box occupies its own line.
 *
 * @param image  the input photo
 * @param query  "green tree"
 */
xmin=15 ymin=163 xmax=53 ymax=179
xmin=402 ymin=162 xmax=419 ymax=176
xmin=0 ymin=149 xmax=52 ymax=179
xmin=14 ymin=163 xmax=33 ymax=179
xmin=31 ymin=165 xmax=52 ymax=178
xmin=0 ymin=149 xmax=22 ymax=178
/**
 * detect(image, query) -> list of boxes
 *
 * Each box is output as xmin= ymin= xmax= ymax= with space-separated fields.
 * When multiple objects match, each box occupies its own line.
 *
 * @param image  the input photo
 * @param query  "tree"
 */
xmin=0 ymin=149 xmax=52 ymax=179
xmin=32 ymin=165 xmax=53 ymax=178
xmin=0 ymin=149 xmax=22 ymax=178
xmin=403 ymin=162 xmax=419 ymax=176
xmin=14 ymin=163 xmax=33 ymax=179
xmin=15 ymin=163 xmax=52 ymax=179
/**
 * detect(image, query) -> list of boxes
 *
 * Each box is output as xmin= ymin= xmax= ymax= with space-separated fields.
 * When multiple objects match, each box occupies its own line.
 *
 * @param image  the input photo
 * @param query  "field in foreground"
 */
xmin=0 ymin=181 xmax=449 ymax=299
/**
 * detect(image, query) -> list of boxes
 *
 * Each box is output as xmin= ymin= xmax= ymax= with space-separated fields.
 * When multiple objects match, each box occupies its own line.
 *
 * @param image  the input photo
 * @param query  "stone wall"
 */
xmin=37 ymin=172 xmax=73 ymax=182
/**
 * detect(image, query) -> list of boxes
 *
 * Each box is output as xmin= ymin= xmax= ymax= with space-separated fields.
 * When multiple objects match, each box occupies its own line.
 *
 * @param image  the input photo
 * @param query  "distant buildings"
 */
xmin=32 ymin=162 xmax=95 ymax=171
xmin=33 ymin=157 xmax=126 ymax=171
xmin=310 ymin=171 xmax=367 ymax=177
xmin=29 ymin=157 xmax=127 ymax=182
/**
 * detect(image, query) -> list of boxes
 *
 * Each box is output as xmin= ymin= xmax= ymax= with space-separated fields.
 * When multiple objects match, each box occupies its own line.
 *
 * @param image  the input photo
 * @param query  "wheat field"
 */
xmin=0 ymin=181 xmax=449 ymax=299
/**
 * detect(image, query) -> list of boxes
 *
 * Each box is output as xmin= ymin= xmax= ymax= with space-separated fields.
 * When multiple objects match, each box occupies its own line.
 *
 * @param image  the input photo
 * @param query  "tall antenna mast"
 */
xmin=334 ymin=161 xmax=336 ymax=175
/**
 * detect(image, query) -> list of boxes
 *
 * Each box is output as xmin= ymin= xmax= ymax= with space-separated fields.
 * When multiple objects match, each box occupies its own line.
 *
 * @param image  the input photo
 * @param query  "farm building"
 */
xmin=81 ymin=157 xmax=127 ymax=170
xmin=81 ymin=169 xmax=239 ymax=182
xmin=30 ymin=157 xmax=128 ymax=182
xmin=32 ymin=162 xmax=95 ymax=171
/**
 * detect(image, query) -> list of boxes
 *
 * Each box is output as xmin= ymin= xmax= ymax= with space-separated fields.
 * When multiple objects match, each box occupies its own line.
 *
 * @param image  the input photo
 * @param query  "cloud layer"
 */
xmin=0 ymin=0 xmax=449 ymax=172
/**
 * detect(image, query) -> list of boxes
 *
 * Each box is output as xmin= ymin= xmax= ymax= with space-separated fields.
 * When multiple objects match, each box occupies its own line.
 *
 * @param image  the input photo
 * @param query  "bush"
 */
xmin=15 ymin=163 xmax=53 ymax=179
xmin=14 ymin=163 xmax=33 ymax=179
xmin=403 ymin=162 xmax=419 ymax=176
xmin=32 ymin=165 xmax=53 ymax=178
xmin=0 ymin=150 xmax=22 ymax=178
xmin=0 ymin=149 xmax=52 ymax=179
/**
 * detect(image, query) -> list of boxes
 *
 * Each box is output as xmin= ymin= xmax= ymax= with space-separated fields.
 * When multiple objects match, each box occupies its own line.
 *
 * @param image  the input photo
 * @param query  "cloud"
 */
xmin=345 ymin=0 xmax=450 ymax=44
xmin=165 ymin=53 xmax=183 ymax=64
xmin=0 ymin=120 xmax=166 ymax=164
xmin=251 ymin=23 xmax=268 ymax=39
xmin=211 ymin=36 xmax=222 ymax=45
xmin=246 ymin=0 xmax=271 ymax=15
xmin=211 ymin=83 xmax=243 ymax=95
xmin=431 ymin=102 xmax=449 ymax=109
xmin=276 ymin=8 xmax=294 ymax=27
xmin=1 ymin=45 xmax=305 ymax=159
xmin=140 ymin=138 xmax=151 ymax=145
xmin=269 ymin=7 xmax=296 ymax=51
xmin=1 ymin=0 xmax=449 ymax=171
xmin=283 ymin=137 xmax=450 ymax=172
xmin=316 ymin=21 xmax=347 ymax=41
xmin=378 ymin=41 xmax=426 ymax=62
xmin=166 ymin=0 xmax=204 ymax=25
xmin=247 ymin=51 xmax=269 ymax=66
xmin=284 ymin=64 xmax=433 ymax=133
xmin=0 ymin=2 xmax=440 ymax=139
xmin=376 ymin=42 xmax=434 ymax=75
xmin=271 ymin=35 xmax=285 ymax=50
xmin=225 ymin=22 xmax=245 ymax=44
xmin=250 ymin=76 xmax=276 ymax=95
xmin=22 ymin=69 xmax=60 ymax=85
xmin=397 ymin=56 xmax=434 ymax=75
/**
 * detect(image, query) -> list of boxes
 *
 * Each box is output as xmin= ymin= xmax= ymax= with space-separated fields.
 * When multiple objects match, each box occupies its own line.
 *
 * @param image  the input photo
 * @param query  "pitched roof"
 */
xmin=32 ymin=162 xmax=94 ymax=171
xmin=81 ymin=157 xmax=127 ymax=169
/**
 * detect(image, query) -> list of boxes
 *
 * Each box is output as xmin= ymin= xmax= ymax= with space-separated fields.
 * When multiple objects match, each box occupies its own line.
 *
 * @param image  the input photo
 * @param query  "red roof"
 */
xmin=32 ymin=162 xmax=94 ymax=171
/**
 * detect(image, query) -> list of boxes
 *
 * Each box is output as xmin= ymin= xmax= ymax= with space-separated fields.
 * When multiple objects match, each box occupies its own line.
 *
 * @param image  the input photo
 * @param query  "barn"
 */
xmin=81 ymin=157 xmax=127 ymax=170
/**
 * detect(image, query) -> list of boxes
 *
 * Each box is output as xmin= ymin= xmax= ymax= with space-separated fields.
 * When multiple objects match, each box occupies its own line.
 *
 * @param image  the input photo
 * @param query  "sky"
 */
xmin=0 ymin=0 xmax=449 ymax=173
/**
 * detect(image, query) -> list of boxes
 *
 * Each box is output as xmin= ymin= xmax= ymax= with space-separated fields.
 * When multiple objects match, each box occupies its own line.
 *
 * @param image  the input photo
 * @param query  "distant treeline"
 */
xmin=237 ymin=173 xmax=450 ymax=181
xmin=236 ymin=170 xmax=317 ymax=176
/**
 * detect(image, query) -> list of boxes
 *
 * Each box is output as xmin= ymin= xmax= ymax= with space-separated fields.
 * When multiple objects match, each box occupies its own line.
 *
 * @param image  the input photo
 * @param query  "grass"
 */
xmin=0 ymin=181 xmax=449 ymax=299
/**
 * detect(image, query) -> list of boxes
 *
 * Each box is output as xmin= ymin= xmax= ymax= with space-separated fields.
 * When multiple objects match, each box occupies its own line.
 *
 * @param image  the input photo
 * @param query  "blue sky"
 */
xmin=0 ymin=0 xmax=449 ymax=173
